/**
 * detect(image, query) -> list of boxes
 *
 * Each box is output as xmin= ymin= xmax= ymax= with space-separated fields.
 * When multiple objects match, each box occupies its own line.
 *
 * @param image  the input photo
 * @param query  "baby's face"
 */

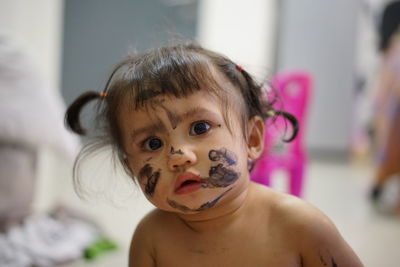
xmin=119 ymin=90 xmax=251 ymax=214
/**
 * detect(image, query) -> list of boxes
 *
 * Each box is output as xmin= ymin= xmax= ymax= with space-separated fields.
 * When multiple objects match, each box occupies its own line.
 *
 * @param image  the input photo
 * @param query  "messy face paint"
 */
xmin=170 ymin=146 xmax=184 ymax=155
xmin=208 ymin=148 xmax=237 ymax=166
xmin=198 ymin=148 xmax=240 ymax=188
xmin=161 ymin=105 xmax=180 ymax=129
xmin=138 ymin=164 xmax=160 ymax=197
xmin=120 ymin=91 xmax=251 ymax=214
xmin=205 ymin=163 xmax=240 ymax=187
xmin=167 ymin=188 xmax=233 ymax=212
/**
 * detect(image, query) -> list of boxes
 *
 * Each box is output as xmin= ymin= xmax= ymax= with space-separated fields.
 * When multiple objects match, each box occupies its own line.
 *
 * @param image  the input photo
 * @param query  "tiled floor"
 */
xmin=64 ymin=158 xmax=400 ymax=266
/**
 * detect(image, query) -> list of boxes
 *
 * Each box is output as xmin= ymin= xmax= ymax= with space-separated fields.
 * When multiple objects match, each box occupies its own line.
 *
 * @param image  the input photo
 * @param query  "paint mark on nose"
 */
xmin=170 ymin=146 xmax=184 ymax=155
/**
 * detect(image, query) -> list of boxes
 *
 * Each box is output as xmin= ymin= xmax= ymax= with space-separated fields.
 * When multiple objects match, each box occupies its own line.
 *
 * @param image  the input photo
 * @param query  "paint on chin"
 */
xmin=138 ymin=164 xmax=160 ymax=197
xmin=167 ymin=188 xmax=233 ymax=212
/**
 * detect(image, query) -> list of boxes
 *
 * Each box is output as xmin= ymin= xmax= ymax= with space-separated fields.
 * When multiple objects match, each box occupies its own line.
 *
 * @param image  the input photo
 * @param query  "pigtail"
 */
xmin=65 ymin=91 xmax=104 ymax=135
xmin=266 ymin=110 xmax=299 ymax=142
xmin=237 ymin=66 xmax=299 ymax=143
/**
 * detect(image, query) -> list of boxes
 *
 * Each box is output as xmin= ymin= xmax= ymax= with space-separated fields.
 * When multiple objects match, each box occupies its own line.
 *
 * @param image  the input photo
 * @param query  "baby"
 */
xmin=66 ymin=42 xmax=363 ymax=266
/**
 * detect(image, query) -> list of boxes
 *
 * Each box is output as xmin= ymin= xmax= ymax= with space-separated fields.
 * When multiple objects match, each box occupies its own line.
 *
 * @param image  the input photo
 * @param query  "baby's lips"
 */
xmin=175 ymin=172 xmax=201 ymax=191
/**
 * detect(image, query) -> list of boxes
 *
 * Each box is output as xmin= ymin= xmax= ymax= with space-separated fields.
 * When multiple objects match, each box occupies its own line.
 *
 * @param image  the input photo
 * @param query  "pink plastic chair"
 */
xmin=250 ymin=71 xmax=312 ymax=197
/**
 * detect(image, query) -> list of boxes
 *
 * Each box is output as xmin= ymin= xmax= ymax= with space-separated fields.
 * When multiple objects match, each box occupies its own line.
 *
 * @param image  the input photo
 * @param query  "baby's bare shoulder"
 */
xmin=269 ymin=192 xmax=326 ymax=228
xmin=133 ymin=208 xmax=178 ymax=237
xmin=129 ymin=209 xmax=177 ymax=267
xmin=253 ymin=185 xmax=321 ymax=227
xmin=262 ymin=190 xmax=363 ymax=266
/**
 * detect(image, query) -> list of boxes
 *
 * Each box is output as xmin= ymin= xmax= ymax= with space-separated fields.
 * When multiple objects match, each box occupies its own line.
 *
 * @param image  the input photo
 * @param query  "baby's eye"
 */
xmin=189 ymin=121 xmax=211 ymax=136
xmin=143 ymin=137 xmax=163 ymax=151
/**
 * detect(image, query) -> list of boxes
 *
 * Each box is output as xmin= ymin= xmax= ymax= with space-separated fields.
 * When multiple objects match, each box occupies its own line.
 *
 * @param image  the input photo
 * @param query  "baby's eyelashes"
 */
xmin=138 ymin=120 xmax=216 ymax=152
xmin=189 ymin=121 xmax=212 ymax=136
xmin=142 ymin=137 xmax=163 ymax=151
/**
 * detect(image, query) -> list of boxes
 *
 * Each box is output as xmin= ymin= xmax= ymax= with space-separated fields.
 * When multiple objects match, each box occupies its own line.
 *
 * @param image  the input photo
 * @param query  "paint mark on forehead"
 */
xmin=161 ymin=105 xmax=180 ymax=129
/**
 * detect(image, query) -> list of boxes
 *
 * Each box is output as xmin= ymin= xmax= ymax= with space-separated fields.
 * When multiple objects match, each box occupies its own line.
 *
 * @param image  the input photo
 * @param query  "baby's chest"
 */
xmin=154 ymin=234 xmax=300 ymax=267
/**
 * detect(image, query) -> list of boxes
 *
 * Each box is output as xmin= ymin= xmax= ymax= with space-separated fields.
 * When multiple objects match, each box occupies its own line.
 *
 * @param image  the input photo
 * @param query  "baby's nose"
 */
xmin=168 ymin=147 xmax=197 ymax=171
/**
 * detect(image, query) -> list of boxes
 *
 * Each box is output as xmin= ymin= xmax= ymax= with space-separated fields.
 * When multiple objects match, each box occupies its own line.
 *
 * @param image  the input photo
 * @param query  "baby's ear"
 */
xmin=247 ymin=116 xmax=265 ymax=160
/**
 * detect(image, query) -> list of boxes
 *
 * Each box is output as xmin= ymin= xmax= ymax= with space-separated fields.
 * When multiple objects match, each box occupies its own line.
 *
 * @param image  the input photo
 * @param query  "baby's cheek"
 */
xmin=136 ymin=163 xmax=161 ymax=198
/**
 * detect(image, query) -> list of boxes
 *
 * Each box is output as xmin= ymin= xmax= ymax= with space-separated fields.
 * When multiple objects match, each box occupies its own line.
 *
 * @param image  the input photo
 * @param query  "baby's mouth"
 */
xmin=175 ymin=172 xmax=204 ymax=194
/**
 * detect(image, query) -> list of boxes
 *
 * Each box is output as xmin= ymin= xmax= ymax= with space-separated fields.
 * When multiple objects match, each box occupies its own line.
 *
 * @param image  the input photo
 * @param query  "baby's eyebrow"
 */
xmin=130 ymin=121 xmax=167 ymax=140
xmin=181 ymin=107 xmax=214 ymax=121
xmin=130 ymin=107 xmax=219 ymax=139
xmin=176 ymin=107 xmax=219 ymax=125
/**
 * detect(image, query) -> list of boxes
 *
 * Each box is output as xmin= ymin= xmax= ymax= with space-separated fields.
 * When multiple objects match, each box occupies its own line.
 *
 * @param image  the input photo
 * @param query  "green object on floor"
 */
xmin=84 ymin=237 xmax=118 ymax=260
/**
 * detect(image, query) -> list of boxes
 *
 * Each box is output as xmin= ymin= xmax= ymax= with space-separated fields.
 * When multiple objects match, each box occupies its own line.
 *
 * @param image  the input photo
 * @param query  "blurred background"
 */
xmin=1 ymin=0 xmax=399 ymax=266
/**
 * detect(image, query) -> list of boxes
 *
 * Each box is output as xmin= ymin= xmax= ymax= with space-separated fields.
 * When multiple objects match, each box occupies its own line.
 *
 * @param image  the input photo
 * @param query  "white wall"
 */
xmin=276 ymin=0 xmax=360 ymax=154
xmin=197 ymin=0 xmax=278 ymax=80
xmin=0 ymin=0 xmax=64 ymax=89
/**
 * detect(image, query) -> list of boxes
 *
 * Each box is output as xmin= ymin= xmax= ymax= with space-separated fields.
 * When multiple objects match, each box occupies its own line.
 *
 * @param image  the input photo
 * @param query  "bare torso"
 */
xmin=132 ymin=183 xmax=305 ymax=267
xmin=130 ymin=182 xmax=363 ymax=267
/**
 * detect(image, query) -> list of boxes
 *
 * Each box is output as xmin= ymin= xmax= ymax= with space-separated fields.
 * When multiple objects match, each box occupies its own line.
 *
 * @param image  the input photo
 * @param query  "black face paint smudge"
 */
xmin=145 ymin=171 xmax=160 ymax=197
xmin=167 ymin=188 xmax=233 ymax=212
xmin=167 ymin=199 xmax=191 ymax=212
xmin=196 ymin=188 xmax=232 ymax=211
xmin=138 ymin=164 xmax=160 ymax=197
xmin=161 ymin=105 xmax=180 ymax=129
xmin=205 ymin=164 xmax=239 ymax=187
xmin=138 ymin=164 xmax=152 ymax=182
xmin=200 ymin=148 xmax=240 ymax=188
xmin=170 ymin=146 xmax=184 ymax=155
xmin=209 ymin=148 xmax=237 ymax=166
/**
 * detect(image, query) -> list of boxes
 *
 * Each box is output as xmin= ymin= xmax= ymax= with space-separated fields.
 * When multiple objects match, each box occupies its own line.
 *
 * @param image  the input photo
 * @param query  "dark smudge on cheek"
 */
xmin=207 ymin=164 xmax=239 ymax=187
xmin=138 ymin=164 xmax=160 ymax=197
xmin=209 ymin=148 xmax=237 ymax=166
xmin=201 ymin=148 xmax=240 ymax=188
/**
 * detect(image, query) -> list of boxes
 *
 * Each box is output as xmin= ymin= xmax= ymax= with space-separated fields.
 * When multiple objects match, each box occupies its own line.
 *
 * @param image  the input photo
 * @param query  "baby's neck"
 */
xmin=175 ymin=183 xmax=254 ymax=233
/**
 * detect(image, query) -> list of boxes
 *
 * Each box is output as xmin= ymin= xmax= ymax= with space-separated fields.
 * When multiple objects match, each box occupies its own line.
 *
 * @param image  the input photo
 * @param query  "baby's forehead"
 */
xmin=138 ymin=91 xmax=222 ymax=116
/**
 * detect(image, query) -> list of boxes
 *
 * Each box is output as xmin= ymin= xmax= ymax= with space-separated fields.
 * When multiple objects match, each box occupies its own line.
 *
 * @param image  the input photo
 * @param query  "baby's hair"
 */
xmin=65 ymin=41 xmax=298 ymax=193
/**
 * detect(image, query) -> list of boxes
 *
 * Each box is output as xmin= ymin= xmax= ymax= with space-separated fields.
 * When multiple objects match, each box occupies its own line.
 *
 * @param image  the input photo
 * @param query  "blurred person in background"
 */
xmin=370 ymin=0 xmax=400 ymax=214
xmin=0 ymin=32 xmax=78 ymax=231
